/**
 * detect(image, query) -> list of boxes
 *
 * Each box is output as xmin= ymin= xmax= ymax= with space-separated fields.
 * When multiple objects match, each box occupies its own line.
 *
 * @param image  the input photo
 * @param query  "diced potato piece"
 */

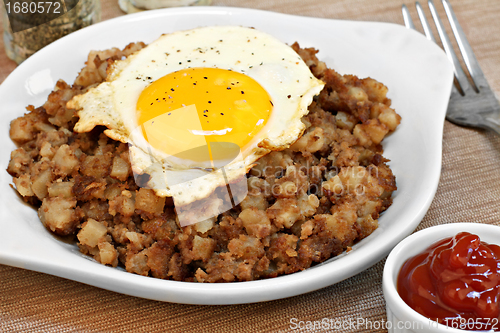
xmin=317 ymin=210 xmax=357 ymax=243
xmin=120 ymin=41 xmax=146 ymax=57
xmin=267 ymin=198 xmax=301 ymax=229
xmin=38 ymin=197 xmax=79 ymax=235
xmin=87 ymin=48 xmax=121 ymax=69
xmin=239 ymin=208 xmax=271 ymax=238
xmin=125 ymin=231 xmax=149 ymax=250
xmin=110 ymin=156 xmax=131 ymax=181
xmin=297 ymin=194 xmax=319 ymax=217
xmin=239 ymin=191 xmax=268 ymax=211
xmin=98 ymin=241 xmax=118 ymax=267
xmin=358 ymin=200 xmax=382 ymax=217
xmin=9 ymin=117 xmax=34 ymax=143
xmin=228 ymin=235 xmax=264 ymax=259
xmin=34 ymin=122 xmax=56 ymax=132
xmin=191 ymin=235 xmax=216 ymax=261
xmin=104 ymin=183 xmax=123 ymax=200
xmin=53 ymin=144 xmax=79 ymax=176
xmin=108 ymin=191 xmax=135 ymax=216
xmin=338 ymin=166 xmax=367 ymax=191
xmin=194 ymin=217 xmax=215 ymax=234
xmin=290 ymin=127 xmax=325 ymax=153
xmin=273 ymin=181 xmax=297 ymax=198
xmin=77 ymin=218 xmax=107 ymax=248
xmin=31 ymin=168 xmax=53 ymax=200
xmin=347 ymin=86 xmax=368 ymax=102
xmin=361 ymin=77 xmax=388 ymax=103
xmin=125 ymin=250 xmax=149 ymax=276
xmin=135 ymin=188 xmax=165 ymax=216
xmin=322 ymin=175 xmax=343 ymax=195
xmin=300 ymin=220 xmax=315 ymax=240
xmin=378 ymin=106 xmax=401 ymax=131
xmin=7 ymin=148 xmax=31 ymax=176
xmin=48 ymin=180 xmax=74 ymax=198
xmin=353 ymin=124 xmax=372 ymax=147
xmin=269 ymin=233 xmax=299 ymax=260
xmin=361 ymin=119 xmax=389 ymax=144
xmin=74 ymin=67 xmax=102 ymax=87
xmin=336 ymin=111 xmax=357 ymax=131
xmin=13 ymin=174 xmax=34 ymax=197
xmin=356 ymin=215 xmax=378 ymax=239
xmin=80 ymin=154 xmax=112 ymax=179
xmin=39 ymin=142 xmax=55 ymax=159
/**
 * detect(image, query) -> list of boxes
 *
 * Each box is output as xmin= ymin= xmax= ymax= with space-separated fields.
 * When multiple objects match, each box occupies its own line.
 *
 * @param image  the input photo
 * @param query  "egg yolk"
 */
xmin=136 ymin=68 xmax=272 ymax=164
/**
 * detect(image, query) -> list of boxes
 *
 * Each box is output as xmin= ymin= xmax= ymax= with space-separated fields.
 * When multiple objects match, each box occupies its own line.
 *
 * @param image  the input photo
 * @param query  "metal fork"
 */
xmin=402 ymin=0 xmax=500 ymax=135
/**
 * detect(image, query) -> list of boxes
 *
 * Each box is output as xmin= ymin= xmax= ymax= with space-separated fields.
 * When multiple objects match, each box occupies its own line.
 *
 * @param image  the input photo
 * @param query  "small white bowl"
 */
xmin=383 ymin=222 xmax=500 ymax=333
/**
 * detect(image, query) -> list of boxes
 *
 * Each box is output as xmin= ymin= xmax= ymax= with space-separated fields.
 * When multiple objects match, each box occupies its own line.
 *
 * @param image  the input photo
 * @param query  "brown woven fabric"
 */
xmin=2 ymin=0 xmax=500 ymax=332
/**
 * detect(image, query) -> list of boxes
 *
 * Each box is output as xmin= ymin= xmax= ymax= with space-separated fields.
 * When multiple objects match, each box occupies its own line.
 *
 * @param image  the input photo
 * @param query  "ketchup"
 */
xmin=397 ymin=232 xmax=500 ymax=331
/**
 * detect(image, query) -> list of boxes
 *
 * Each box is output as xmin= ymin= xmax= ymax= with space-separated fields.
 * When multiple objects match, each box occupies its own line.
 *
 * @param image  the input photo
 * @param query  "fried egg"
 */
xmin=68 ymin=26 xmax=324 ymax=208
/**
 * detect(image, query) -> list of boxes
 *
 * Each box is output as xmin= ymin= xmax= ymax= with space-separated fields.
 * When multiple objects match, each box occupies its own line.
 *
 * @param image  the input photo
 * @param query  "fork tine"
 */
xmin=441 ymin=0 xmax=488 ymax=91
xmin=402 ymin=4 xmax=416 ymax=30
xmin=415 ymin=2 xmax=437 ymax=43
xmin=428 ymin=0 xmax=472 ymax=93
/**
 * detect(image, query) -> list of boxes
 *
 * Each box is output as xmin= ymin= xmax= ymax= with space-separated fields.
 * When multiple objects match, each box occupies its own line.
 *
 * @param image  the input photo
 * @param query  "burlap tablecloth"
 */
xmin=1 ymin=0 xmax=500 ymax=332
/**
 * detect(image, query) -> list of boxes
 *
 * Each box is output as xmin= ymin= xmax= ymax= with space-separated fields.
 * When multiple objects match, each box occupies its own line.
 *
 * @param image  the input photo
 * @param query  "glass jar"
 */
xmin=1 ymin=0 xmax=101 ymax=64
xmin=118 ymin=0 xmax=211 ymax=14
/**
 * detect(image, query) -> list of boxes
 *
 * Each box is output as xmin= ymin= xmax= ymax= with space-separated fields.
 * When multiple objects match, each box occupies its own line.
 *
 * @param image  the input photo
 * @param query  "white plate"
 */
xmin=0 ymin=7 xmax=453 ymax=305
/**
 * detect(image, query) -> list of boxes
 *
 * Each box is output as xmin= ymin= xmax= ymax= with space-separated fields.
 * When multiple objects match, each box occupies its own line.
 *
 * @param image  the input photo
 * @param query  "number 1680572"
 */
xmin=5 ymin=1 xmax=62 ymax=14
